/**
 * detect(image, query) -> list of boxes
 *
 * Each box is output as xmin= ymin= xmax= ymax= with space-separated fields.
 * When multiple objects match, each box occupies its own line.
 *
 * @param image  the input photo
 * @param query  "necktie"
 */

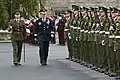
xmin=16 ymin=19 xmax=19 ymax=23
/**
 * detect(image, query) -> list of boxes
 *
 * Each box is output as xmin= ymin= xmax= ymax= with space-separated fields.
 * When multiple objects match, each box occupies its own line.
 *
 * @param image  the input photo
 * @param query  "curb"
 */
xmin=0 ymin=40 xmax=11 ymax=43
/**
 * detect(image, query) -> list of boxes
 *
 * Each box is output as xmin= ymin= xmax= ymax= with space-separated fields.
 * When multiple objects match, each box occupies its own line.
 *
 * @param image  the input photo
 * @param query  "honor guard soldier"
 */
xmin=35 ymin=9 xmax=53 ymax=66
xmin=8 ymin=10 xmax=26 ymax=66
xmin=50 ymin=16 xmax=56 ymax=44
xmin=56 ymin=15 xmax=66 ymax=46
xmin=114 ymin=13 xmax=120 ymax=78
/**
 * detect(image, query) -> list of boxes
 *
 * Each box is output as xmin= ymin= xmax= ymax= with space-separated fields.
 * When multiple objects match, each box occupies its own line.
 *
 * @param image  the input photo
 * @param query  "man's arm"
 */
xmin=49 ymin=19 xmax=54 ymax=32
xmin=34 ymin=19 xmax=39 ymax=41
xmin=49 ymin=19 xmax=56 ymax=38
xmin=8 ymin=19 xmax=13 ymax=32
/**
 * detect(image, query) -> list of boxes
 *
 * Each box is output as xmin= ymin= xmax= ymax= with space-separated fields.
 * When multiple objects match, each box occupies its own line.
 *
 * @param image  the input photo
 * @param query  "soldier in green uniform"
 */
xmin=69 ymin=5 xmax=79 ymax=60
xmin=106 ymin=8 xmax=117 ymax=76
xmin=96 ymin=8 xmax=107 ymax=72
xmin=114 ymin=13 xmax=120 ymax=76
xmin=8 ymin=10 xmax=26 ymax=66
xmin=65 ymin=10 xmax=73 ymax=59
xmin=79 ymin=9 xmax=86 ymax=64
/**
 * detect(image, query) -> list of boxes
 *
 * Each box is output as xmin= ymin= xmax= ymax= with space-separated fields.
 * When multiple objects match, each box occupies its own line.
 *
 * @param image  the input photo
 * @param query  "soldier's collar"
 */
xmin=15 ymin=18 xmax=20 ymax=21
xmin=42 ymin=17 xmax=46 ymax=20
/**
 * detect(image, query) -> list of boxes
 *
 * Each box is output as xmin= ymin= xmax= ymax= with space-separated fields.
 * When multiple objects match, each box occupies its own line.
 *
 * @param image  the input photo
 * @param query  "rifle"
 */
xmin=90 ymin=7 xmax=98 ymax=30
xmin=94 ymin=7 xmax=102 ymax=30
xmin=84 ymin=7 xmax=90 ymax=30
xmin=79 ymin=7 xmax=86 ymax=29
xmin=102 ymin=7 xmax=110 ymax=31
xmin=78 ymin=7 xmax=83 ymax=28
xmin=89 ymin=7 xmax=95 ymax=30
xmin=109 ymin=7 xmax=116 ymax=31
xmin=79 ymin=7 xmax=83 ymax=20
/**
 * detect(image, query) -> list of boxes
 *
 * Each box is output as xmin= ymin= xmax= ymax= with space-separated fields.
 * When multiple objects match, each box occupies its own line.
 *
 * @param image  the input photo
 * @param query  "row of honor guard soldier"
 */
xmin=34 ymin=9 xmax=54 ymax=66
xmin=65 ymin=5 xmax=120 ymax=78
xmin=8 ymin=10 xmax=26 ymax=66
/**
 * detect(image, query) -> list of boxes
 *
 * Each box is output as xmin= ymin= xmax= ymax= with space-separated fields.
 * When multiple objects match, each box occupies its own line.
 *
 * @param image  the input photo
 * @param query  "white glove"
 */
xmin=51 ymin=34 xmax=54 ymax=37
xmin=51 ymin=31 xmax=55 ymax=34
xmin=10 ymin=26 xmax=12 ymax=29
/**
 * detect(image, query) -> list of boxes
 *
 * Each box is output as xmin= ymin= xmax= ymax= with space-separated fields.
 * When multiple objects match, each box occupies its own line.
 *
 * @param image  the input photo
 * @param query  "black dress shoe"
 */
xmin=14 ymin=63 xmax=18 ymax=66
xmin=41 ymin=63 xmax=47 ymax=66
xmin=115 ymin=76 xmax=120 ymax=80
xmin=66 ymin=58 xmax=70 ymax=60
xmin=98 ymin=68 xmax=106 ymax=73
xmin=17 ymin=63 xmax=21 ymax=65
xmin=108 ymin=72 xmax=118 ymax=77
xmin=91 ymin=66 xmax=97 ymax=70
xmin=80 ymin=61 xmax=85 ymax=65
xmin=61 ymin=44 xmax=65 ymax=46
xmin=41 ymin=60 xmax=47 ymax=66
xmin=104 ymin=71 xmax=110 ymax=75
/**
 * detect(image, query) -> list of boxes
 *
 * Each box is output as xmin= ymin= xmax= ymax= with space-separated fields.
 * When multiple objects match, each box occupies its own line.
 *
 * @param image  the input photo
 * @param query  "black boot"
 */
xmin=41 ymin=60 xmax=47 ymax=66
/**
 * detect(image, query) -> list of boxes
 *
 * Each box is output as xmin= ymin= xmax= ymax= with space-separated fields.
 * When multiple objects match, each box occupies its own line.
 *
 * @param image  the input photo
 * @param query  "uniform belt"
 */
xmin=91 ymin=30 xmax=94 ymax=33
xmin=115 ymin=36 xmax=120 ymax=38
xmin=80 ymin=30 xmax=84 ymax=32
xmin=105 ymin=32 xmax=110 ymax=35
xmin=12 ymin=31 xmax=22 ymax=34
xmin=13 ymin=30 xmax=22 ymax=32
xmin=99 ymin=31 xmax=105 ymax=34
xmin=109 ymin=35 xmax=115 ymax=38
xmin=95 ymin=31 xmax=100 ymax=33
xmin=73 ymin=27 xmax=77 ymax=29
xmin=84 ymin=30 xmax=88 ymax=33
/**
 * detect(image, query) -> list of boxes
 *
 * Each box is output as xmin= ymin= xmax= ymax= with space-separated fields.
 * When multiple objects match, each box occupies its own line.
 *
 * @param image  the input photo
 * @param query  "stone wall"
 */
xmin=0 ymin=30 xmax=11 ymax=40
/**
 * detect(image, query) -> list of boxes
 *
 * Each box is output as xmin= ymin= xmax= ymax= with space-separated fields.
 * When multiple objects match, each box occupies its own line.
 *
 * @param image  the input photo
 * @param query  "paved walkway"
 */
xmin=0 ymin=43 xmax=115 ymax=80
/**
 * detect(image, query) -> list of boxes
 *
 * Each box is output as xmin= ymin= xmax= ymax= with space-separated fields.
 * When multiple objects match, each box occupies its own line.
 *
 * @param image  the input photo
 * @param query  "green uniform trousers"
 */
xmin=12 ymin=40 xmax=23 ymax=63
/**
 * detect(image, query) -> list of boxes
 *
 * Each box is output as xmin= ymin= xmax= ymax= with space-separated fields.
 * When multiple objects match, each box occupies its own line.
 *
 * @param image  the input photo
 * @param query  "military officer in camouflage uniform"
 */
xmin=8 ymin=10 xmax=26 ymax=66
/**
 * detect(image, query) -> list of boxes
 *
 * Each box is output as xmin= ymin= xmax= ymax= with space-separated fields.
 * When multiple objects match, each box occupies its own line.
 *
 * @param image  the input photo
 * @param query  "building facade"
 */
xmin=45 ymin=0 xmax=69 ymax=15
xmin=69 ymin=0 xmax=120 ymax=8
xmin=45 ymin=0 xmax=120 ymax=15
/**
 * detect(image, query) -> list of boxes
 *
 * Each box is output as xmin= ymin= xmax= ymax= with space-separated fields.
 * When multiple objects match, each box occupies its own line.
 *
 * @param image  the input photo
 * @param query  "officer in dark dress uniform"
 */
xmin=35 ymin=9 xmax=53 ymax=66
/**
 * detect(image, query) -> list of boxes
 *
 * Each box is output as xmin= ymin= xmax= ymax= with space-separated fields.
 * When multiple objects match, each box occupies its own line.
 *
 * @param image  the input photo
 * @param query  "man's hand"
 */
xmin=51 ymin=31 xmax=55 ymax=37
xmin=34 ymin=34 xmax=37 ymax=37
xmin=8 ymin=26 xmax=12 ymax=32
xmin=51 ymin=34 xmax=54 ymax=37
xmin=34 ymin=38 xmax=37 ymax=41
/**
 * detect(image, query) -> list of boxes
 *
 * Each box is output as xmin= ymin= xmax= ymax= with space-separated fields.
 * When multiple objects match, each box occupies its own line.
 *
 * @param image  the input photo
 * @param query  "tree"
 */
xmin=0 ymin=0 xmax=46 ymax=29
xmin=0 ymin=0 xmax=9 ymax=29
xmin=39 ymin=0 xmax=46 ymax=9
